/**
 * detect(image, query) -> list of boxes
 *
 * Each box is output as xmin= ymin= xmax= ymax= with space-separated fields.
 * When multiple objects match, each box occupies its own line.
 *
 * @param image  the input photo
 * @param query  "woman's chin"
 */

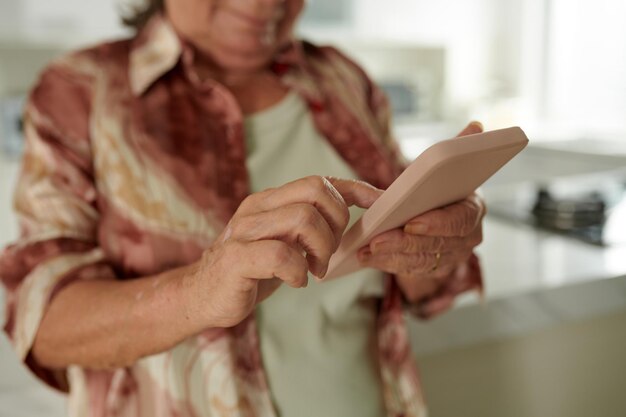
xmin=210 ymin=43 xmax=277 ymax=72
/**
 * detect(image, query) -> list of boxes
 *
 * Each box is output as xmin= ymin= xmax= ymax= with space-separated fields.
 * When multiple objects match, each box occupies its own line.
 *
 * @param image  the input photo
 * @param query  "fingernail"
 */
xmin=358 ymin=247 xmax=371 ymax=261
xmin=370 ymin=241 xmax=389 ymax=254
xmin=469 ymin=120 xmax=483 ymax=130
xmin=406 ymin=222 xmax=428 ymax=234
xmin=319 ymin=264 xmax=328 ymax=278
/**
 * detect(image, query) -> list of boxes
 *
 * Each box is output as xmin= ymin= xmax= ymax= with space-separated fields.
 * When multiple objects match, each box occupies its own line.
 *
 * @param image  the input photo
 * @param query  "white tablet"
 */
xmin=323 ymin=126 xmax=529 ymax=280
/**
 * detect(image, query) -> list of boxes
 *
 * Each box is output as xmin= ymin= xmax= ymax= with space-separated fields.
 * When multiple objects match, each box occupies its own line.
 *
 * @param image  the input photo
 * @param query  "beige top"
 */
xmin=246 ymin=91 xmax=386 ymax=417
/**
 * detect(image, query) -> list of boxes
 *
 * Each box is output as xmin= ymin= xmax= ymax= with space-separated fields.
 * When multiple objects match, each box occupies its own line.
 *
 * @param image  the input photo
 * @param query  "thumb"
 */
xmin=326 ymin=177 xmax=383 ymax=209
xmin=456 ymin=121 xmax=484 ymax=137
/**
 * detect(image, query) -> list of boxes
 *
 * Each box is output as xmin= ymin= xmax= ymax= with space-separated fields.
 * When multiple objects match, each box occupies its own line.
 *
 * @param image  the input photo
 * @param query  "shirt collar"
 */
xmin=129 ymin=14 xmax=183 ymax=96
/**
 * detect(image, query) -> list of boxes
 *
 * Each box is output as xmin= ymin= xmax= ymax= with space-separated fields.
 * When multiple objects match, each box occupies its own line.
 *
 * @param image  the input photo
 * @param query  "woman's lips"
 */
xmin=228 ymin=8 xmax=282 ymax=33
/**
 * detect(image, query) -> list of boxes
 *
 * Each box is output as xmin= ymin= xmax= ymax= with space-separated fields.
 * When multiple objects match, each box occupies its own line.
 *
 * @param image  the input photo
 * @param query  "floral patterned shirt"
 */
xmin=0 ymin=14 xmax=482 ymax=417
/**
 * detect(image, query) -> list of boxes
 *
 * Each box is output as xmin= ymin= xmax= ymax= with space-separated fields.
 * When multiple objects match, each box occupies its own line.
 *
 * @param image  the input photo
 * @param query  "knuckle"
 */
xmin=393 ymin=254 xmax=414 ymax=276
xmin=220 ymin=241 xmax=243 ymax=266
xmin=305 ymin=175 xmax=326 ymax=192
xmin=412 ymin=253 xmax=431 ymax=271
xmin=390 ymin=252 xmax=403 ymax=267
xmin=270 ymin=242 xmax=293 ymax=266
xmin=295 ymin=204 xmax=320 ymax=227
xmin=403 ymin=235 xmax=418 ymax=252
xmin=317 ymin=240 xmax=333 ymax=257
xmin=463 ymin=196 xmax=481 ymax=212
xmin=461 ymin=206 xmax=480 ymax=235
xmin=239 ymin=194 xmax=256 ymax=213
xmin=450 ymin=214 xmax=469 ymax=236
xmin=436 ymin=217 xmax=453 ymax=235
xmin=461 ymin=216 xmax=477 ymax=235
xmin=460 ymin=224 xmax=473 ymax=237
xmin=295 ymin=256 xmax=308 ymax=274
xmin=432 ymin=236 xmax=446 ymax=252
xmin=228 ymin=218 xmax=246 ymax=239
xmin=470 ymin=229 xmax=483 ymax=247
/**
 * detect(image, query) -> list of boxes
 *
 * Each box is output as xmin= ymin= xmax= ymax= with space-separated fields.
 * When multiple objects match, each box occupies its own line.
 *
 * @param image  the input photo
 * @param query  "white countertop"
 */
xmin=477 ymin=217 xmax=626 ymax=301
xmin=408 ymin=215 xmax=626 ymax=356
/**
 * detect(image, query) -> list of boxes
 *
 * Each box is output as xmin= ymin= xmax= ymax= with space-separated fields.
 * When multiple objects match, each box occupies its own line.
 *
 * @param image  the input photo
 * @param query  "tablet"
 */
xmin=323 ymin=126 xmax=529 ymax=280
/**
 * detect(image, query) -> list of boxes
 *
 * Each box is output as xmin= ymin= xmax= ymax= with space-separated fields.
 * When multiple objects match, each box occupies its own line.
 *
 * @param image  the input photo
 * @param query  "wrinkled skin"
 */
xmin=193 ymin=176 xmax=383 ymax=328
xmin=358 ymin=122 xmax=486 ymax=317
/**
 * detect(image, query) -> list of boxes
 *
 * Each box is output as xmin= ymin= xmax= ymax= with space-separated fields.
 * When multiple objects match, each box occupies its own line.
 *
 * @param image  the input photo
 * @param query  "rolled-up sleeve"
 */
xmin=0 ymin=59 xmax=116 ymax=390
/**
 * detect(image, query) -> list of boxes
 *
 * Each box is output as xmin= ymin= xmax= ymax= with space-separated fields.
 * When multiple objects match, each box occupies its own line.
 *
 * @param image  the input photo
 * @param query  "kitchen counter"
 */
xmin=408 ymin=215 xmax=626 ymax=356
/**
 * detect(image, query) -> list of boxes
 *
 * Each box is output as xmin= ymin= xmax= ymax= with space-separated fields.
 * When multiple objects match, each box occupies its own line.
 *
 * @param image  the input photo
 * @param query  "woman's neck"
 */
xmin=193 ymin=55 xmax=290 ymax=115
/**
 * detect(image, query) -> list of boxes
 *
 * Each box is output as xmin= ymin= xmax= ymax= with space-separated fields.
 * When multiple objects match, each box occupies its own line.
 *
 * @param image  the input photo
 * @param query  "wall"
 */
xmin=545 ymin=0 xmax=626 ymax=133
xmin=353 ymin=0 xmax=498 ymax=115
xmin=0 ymin=1 xmax=23 ymax=40
xmin=19 ymin=0 xmax=126 ymax=45
xmin=0 ymin=44 xmax=64 ymax=96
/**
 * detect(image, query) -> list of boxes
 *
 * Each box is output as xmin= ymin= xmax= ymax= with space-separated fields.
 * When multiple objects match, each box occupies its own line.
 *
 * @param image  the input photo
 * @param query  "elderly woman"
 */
xmin=0 ymin=0 xmax=485 ymax=416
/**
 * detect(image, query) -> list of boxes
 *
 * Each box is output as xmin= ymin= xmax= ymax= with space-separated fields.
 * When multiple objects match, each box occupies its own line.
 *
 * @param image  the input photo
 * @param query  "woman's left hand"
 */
xmin=357 ymin=192 xmax=485 ymax=314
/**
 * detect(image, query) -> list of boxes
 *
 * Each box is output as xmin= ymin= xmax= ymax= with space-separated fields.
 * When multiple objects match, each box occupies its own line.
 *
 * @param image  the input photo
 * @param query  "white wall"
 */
xmin=0 ymin=1 xmax=24 ymax=40
xmin=2 ymin=0 xmax=127 ymax=46
xmin=545 ymin=0 xmax=626 ymax=134
xmin=353 ymin=0 xmax=499 ymax=115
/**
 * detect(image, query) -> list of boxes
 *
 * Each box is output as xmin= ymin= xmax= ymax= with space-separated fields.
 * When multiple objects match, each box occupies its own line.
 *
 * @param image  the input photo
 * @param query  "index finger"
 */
xmin=236 ymin=176 xmax=383 ymax=251
xmin=456 ymin=121 xmax=484 ymax=137
xmin=404 ymin=194 xmax=485 ymax=237
xmin=236 ymin=176 xmax=349 ymax=248
xmin=325 ymin=177 xmax=383 ymax=209
xmin=366 ymin=228 xmax=469 ymax=254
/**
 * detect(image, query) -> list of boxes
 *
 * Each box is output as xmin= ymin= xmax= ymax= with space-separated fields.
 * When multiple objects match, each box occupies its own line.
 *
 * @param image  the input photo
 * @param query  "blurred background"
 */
xmin=1 ymin=1 xmax=625 ymax=416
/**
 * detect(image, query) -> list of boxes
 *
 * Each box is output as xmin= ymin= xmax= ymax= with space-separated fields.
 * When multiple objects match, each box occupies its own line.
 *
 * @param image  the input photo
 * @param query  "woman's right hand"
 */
xmin=188 ymin=176 xmax=382 ymax=328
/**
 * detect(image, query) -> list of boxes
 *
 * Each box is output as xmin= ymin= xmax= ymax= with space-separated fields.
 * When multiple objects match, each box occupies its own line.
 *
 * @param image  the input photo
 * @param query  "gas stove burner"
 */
xmin=482 ymin=171 xmax=626 ymax=247
xmin=531 ymin=187 xmax=606 ymax=230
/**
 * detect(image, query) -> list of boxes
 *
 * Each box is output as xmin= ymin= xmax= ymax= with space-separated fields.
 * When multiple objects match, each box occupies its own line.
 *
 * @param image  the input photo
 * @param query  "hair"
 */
xmin=121 ymin=0 xmax=164 ymax=31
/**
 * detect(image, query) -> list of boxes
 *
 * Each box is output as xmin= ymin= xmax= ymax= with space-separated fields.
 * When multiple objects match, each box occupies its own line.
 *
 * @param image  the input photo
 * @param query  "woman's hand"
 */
xmin=357 ymin=193 xmax=484 ymax=299
xmin=189 ymin=176 xmax=381 ymax=328
xmin=356 ymin=121 xmax=486 ymax=316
